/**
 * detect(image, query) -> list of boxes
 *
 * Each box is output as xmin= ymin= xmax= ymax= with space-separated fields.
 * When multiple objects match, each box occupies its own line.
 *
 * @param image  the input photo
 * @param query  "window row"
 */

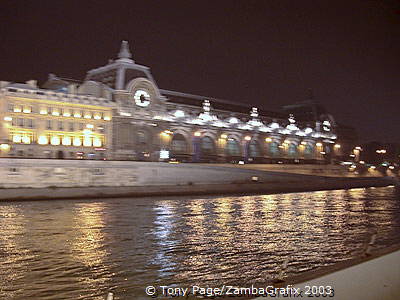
xmin=10 ymin=118 xmax=106 ymax=133
xmin=7 ymin=103 xmax=111 ymax=120
xmin=10 ymin=133 xmax=103 ymax=147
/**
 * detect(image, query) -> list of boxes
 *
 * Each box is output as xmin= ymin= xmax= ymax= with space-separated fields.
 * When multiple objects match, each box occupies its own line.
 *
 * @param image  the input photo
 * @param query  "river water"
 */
xmin=0 ymin=187 xmax=399 ymax=299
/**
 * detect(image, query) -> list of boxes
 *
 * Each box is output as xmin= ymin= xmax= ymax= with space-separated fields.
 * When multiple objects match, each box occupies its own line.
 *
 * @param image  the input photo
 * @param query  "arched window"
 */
xmin=171 ymin=134 xmax=188 ymax=154
xmin=136 ymin=131 xmax=147 ymax=145
xmin=288 ymin=143 xmax=298 ymax=157
xmin=304 ymin=144 xmax=314 ymax=158
xmin=201 ymin=136 xmax=215 ymax=155
xmin=269 ymin=142 xmax=280 ymax=157
xmin=226 ymin=138 xmax=240 ymax=156
xmin=249 ymin=140 xmax=261 ymax=157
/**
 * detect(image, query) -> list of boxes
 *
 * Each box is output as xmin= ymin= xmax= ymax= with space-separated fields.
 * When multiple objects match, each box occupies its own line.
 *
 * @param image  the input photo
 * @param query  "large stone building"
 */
xmin=0 ymin=41 xmax=340 ymax=163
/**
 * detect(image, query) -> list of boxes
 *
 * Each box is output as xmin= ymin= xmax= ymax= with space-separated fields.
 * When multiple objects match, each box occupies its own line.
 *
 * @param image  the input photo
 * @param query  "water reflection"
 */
xmin=0 ymin=187 xmax=399 ymax=299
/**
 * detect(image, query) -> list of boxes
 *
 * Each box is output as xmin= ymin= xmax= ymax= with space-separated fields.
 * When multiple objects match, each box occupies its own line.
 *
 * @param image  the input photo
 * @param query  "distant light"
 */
xmin=369 ymin=166 xmax=376 ymax=170
xmin=316 ymin=142 xmax=323 ymax=147
xmin=360 ymin=160 xmax=365 ymax=164
xmin=194 ymin=131 xmax=201 ymax=137
xmin=229 ymin=117 xmax=239 ymax=124
xmin=320 ymin=151 xmax=326 ymax=155
xmin=221 ymin=134 xmax=228 ymax=139
xmin=160 ymin=150 xmax=169 ymax=159
xmin=265 ymin=137 xmax=272 ymax=142
xmin=301 ymin=141 xmax=307 ymax=145
xmin=334 ymin=144 xmax=341 ymax=148
xmin=174 ymin=110 xmax=185 ymax=118
xmin=251 ymin=176 xmax=259 ymax=182
xmin=389 ymin=166 xmax=395 ymax=170
xmin=376 ymin=149 xmax=386 ymax=154
xmin=355 ymin=146 xmax=362 ymax=150
xmin=304 ymin=127 xmax=313 ymax=134
xmin=244 ymin=136 xmax=251 ymax=141
xmin=238 ymin=160 xmax=245 ymax=165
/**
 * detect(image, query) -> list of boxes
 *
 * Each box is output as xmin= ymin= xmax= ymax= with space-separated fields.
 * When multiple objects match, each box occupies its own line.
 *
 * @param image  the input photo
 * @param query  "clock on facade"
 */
xmin=134 ymin=90 xmax=151 ymax=107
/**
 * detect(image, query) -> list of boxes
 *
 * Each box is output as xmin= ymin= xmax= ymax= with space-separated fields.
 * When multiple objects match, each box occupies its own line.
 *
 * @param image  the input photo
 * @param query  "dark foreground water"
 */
xmin=1 ymin=187 xmax=400 ymax=299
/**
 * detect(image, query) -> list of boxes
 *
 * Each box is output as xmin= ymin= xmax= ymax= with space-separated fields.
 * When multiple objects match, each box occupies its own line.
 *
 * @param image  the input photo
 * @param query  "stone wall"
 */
xmin=0 ymin=158 xmax=312 ymax=189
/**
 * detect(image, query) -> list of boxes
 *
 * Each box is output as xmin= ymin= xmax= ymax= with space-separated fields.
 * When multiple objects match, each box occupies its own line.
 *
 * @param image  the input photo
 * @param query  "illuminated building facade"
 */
xmin=0 ymin=41 xmax=339 ymax=162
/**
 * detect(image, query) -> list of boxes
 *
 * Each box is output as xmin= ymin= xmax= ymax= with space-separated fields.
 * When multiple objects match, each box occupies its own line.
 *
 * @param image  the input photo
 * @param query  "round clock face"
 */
xmin=134 ymin=90 xmax=151 ymax=107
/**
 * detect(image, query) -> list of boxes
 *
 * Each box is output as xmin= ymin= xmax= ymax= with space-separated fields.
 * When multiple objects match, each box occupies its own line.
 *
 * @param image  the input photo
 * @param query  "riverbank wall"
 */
xmin=0 ymin=159 xmax=396 ymax=201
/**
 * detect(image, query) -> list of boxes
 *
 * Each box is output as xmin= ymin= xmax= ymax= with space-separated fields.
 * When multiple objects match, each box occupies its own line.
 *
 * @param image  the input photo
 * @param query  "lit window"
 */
xmin=73 ymin=137 xmax=82 ymax=146
xmin=52 ymin=110 xmax=59 ymax=116
xmin=94 ymin=114 xmax=101 ymax=120
xmin=40 ymin=108 xmax=47 ymax=115
xmin=23 ymin=106 xmax=31 ymax=113
xmin=74 ymin=111 xmax=81 ymax=118
xmin=63 ymin=109 xmax=71 ymax=117
xmin=104 ymin=115 xmax=111 ymax=121
xmin=13 ymin=135 xmax=22 ymax=143
xmin=62 ymin=136 xmax=72 ymax=146
xmin=13 ymin=106 xmax=22 ymax=113
xmin=83 ymin=137 xmax=92 ymax=147
xmin=22 ymin=136 xmax=31 ymax=144
xmin=51 ymin=136 xmax=60 ymax=145
xmin=84 ymin=112 xmax=91 ymax=119
xmin=38 ymin=136 xmax=48 ymax=145
xmin=93 ymin=138 xmax=102 ymax=147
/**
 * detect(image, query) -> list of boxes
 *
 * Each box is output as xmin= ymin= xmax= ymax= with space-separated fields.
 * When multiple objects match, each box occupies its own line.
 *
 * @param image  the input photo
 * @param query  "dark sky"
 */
xmin=1 ymin=1 xmax=399 ymax=143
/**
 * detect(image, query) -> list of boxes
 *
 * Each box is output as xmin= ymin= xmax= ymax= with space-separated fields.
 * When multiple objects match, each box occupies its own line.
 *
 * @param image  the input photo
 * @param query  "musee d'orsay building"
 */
xmin=0 ymin=41 xmax=341 ymax=163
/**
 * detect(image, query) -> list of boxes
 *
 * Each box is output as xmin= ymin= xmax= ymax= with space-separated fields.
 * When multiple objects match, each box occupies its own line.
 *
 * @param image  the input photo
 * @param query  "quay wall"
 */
xmin=0 ymin=159 xmax=395 ymax=201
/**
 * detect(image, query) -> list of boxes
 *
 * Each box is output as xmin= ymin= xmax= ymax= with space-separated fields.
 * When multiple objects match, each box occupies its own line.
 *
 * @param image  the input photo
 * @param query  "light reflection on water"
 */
xmin=0 ymin=187 xmax=399 ymax=299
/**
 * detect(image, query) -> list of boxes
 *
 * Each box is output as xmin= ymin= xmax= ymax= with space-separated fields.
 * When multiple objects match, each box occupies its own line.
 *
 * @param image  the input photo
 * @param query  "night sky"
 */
xmin=1 ymin=1 xmax=399 ymax=143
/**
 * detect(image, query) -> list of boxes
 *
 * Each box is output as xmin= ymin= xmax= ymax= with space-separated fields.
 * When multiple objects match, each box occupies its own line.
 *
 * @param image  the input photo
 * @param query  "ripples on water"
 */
xmin=0 ymin=187 xmax=399 ymax=299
